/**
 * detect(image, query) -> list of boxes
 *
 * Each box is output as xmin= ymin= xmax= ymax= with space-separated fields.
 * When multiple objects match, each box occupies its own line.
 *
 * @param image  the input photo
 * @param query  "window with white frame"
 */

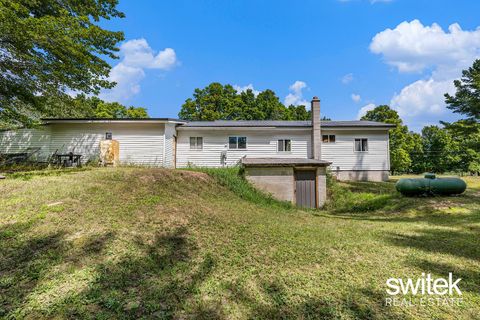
xmin=322 ymin=135 xmax=335 ymax=143
xmin=189 ymin=137 xmax=203 ymax=150
xmin=277 ymin=139 xmax=291 ymax=152
xmin=354 ymin=138 xmax=368 ymax=152
xmin=229 ymin=136 xmax=247 ymax=149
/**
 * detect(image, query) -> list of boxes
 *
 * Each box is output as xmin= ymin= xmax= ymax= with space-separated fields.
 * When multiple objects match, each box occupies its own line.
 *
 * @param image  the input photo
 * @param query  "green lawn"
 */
xmin=0 ymin=168 xmax=479 ymax=319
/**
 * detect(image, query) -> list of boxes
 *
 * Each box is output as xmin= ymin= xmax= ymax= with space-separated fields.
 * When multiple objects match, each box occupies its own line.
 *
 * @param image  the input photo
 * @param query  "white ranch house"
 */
xmin=0 ymin=97 xmax=394 ymax=207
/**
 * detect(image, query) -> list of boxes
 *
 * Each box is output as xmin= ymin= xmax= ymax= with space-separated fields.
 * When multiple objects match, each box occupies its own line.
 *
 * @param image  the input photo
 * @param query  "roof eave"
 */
xmin=41 ymin=118 xmax=186 ymax=124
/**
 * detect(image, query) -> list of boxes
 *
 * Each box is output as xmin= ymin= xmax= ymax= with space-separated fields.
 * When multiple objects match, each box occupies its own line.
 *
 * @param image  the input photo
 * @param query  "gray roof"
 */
xmin=241 ymin=157 xmax=331 ymax=167
xmin=322 ymin=120 xmax=395 ymax=128
xmin=40 ymin=118 xmax=395 ymax=128
xmin=181 ymin=120 xmax=395 ymax=128
xmin=182 ymin=120 xmax=310 ymax=127
xmin=42 ymin=118 xmax=184 ymax=123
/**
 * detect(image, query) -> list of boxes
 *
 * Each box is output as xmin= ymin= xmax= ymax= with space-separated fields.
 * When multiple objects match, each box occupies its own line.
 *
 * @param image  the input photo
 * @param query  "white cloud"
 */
xmin=390 ymin=78 xmax=455 ymax=117
xmin=357 ymin=103 xmax=376 ymax=119
xmin=101 ymin=38 xmax=178 ymax=102
xmin=370 ymin=20 xmax=480 ymax=126
xmin=370 ymin=20 xmax=480 ymax=76
xmin=233 ymin=84 xmax=260 ymax=96
xmin=106 ymin=64 xmax=145 ymax=101
xmin=341 ymin=73 xmax=354 ymax=84
xmin=351 ymin=93 xmax=361 ymax=102
xmin=284 ymin=81 xmax=309 ymax=107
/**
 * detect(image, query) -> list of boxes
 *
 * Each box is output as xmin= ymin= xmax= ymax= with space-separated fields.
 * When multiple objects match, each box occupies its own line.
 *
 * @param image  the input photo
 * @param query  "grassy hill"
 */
xmin=0 ymin=167 xmax=479 ymax=319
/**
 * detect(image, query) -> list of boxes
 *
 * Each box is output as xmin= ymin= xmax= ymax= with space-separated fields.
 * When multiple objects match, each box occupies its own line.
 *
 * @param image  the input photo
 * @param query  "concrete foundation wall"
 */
xmin=244 ymin=167 xmax=295 ymax=202
xmin=334 ymin=170 xmax=389 ymax=182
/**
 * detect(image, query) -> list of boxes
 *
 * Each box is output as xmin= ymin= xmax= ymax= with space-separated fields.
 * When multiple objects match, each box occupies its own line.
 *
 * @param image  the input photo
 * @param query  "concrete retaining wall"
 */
xmin=244 ymin=167 xmax=295 ymax=202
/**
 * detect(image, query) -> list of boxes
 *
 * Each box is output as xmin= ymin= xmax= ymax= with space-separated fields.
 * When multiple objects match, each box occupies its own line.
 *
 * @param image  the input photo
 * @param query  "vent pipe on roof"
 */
xmin=311 ymin=96 xmax=321 ymax=160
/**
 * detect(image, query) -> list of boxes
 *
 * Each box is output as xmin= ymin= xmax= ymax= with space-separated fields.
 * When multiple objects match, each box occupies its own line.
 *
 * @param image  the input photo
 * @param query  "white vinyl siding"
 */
xmin=0 ymin=127 xmax=52 ymax=161
xmin=49 ymin=123 xmax=165 ymax=166
xmin=176 ymin=129 xmax=311 ymax=167
xmin=1 ymin=124 xmax=391 ymax=172
xmin=321 ymin=130 xmax=389 ymax=171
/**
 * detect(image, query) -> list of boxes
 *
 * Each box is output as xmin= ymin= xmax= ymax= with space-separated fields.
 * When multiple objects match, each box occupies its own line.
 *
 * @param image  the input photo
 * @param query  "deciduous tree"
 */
xmin=361 ymin=105 xmax=416 ymax=173
xmin=0 ymin=0 xmax=124 ymax=127
xmin=178 ymin=82 xmax=313 ymax=121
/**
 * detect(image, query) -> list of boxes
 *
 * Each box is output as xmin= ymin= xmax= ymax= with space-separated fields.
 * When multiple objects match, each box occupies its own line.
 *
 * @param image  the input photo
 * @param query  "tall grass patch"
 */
xmin=325 ymin=173 xmax=409 ymax=213
xmin=186 ymin=166 xmax=293 ymax=209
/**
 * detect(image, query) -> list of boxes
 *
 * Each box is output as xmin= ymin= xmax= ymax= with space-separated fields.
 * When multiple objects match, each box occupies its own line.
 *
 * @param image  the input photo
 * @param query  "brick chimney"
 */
xmin=311 ymin=96 xmax=321 ymax=160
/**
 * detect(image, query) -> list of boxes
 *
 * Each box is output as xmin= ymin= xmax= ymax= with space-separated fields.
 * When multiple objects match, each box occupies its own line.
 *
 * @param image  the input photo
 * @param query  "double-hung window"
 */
xmin=190 ymin=137 xmax=203 ymax=150
xmin=354 ymin=138 xmax=368 ymax=152
xmin=322 ymin=135 xmax=335 ymax=143
xmin=277 ymin=139 xmax=291 ymax=152
xmin=229 ymin=136 xmax=247 ymax=149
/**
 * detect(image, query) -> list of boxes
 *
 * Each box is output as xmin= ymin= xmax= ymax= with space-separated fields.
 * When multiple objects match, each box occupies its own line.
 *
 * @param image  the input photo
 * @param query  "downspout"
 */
xmin=162 ymin=125 xmax=166 ymax=167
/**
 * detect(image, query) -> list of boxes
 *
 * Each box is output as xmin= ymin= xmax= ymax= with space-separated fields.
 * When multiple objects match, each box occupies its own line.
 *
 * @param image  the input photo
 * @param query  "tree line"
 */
xmin=361 ymin=60 xmax=480 ymax=175
xmin=178 ymin=83 xmax=313 ymax=121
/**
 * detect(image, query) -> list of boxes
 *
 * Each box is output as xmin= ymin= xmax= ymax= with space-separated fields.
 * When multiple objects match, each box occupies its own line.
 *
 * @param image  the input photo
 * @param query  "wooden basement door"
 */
xmin=295 ymin=170 xmax=316 ymax=208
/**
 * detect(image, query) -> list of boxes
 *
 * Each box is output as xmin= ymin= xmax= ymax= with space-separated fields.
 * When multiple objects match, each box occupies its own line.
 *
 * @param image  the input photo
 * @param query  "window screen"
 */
xmin=229 ymin=137 xmax=247 ymax=149
xmin=238 ymin=137 xmax=247 ymax=149
xmin=354 ymin=138 xmax=368 ymax=152
xmin=278 ymin=139 xmax=291 ymax=152
xmin=190 ymin=137 xmax=203 ymax=150
xmin=322 ymin=135 xmax=335 ymax=143
xmin=229 ymin=137 xmax=237 ymax=149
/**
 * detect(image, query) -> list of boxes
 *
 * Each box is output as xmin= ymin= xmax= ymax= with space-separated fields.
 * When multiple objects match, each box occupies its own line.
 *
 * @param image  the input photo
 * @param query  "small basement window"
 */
xmin=190 ymin=137 xmax=203 ymax=150
xmin=277 ymin=139 xmax=291 ymax=152
xmin=229 ymin=136 xmax=247 ymax=149
xmin=354 ymin=138 xmax=368 ymax=152
xmin=322 ymin=135 xmax=335 ymax=143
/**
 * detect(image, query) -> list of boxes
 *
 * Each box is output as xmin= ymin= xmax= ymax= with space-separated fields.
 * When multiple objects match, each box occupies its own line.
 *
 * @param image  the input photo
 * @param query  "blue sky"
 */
xmin=99 ymin=0 xmax=480 ymax=131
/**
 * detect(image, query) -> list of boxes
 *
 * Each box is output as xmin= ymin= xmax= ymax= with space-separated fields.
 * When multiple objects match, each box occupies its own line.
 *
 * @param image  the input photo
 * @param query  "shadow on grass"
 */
xmin=0 ymin=222 xmax=120 ymax=317
xmin=225 ymin=279 xmax=405 ymax=319
xmin=1 ymin=223 xmax=220 ymax=319
xmin=323 ymin=201 xmax=480 ymax=231
xmin=65 ymin=227 xmax=219 ymax=319
xmin=385 ymin=228 xmax=480 ymax=263
xmin=383 ymin=226 xmax=480 ymax=298
xmin=0 ymin=222 xmax=68 ymax=317
xmin=412 ymin=259 xmax=480 ymax=295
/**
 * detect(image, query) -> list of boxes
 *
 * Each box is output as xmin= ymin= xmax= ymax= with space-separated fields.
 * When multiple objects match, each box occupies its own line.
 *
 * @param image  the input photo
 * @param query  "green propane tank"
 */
xmin=396 ymin=174 xmax=467 ymax=196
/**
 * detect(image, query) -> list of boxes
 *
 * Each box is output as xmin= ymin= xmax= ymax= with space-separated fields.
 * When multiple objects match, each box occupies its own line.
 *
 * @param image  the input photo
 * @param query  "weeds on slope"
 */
xmin=186 ymin=166 xmax=294 ymax=210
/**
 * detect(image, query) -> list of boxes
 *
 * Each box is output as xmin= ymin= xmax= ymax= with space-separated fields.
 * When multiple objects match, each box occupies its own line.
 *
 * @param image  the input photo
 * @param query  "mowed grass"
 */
xmin=0 ymin=168 xmax=479 ymax=319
